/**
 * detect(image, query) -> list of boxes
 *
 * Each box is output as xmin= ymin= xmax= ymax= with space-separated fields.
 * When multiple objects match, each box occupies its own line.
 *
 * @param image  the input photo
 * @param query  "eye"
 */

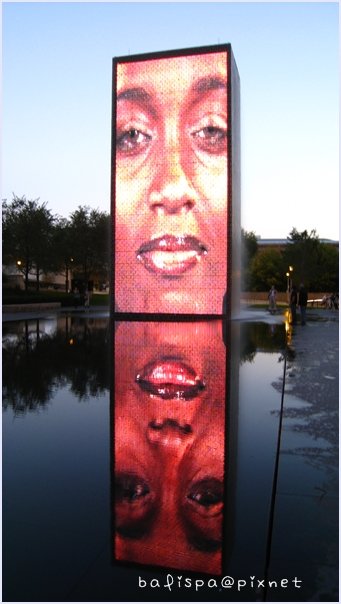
xmin=115 ymin=473 xmax=150 ymax=503
xmin=187 ymin=478 xmax=223 ymax=510
xmin=191 ymin=125 xmax=227 ymax=154
xmin=182 ymin=477 xmax=223 ymax=551
xmin=116 ymin=128 xmax=152 ymax=155
xmin=115 ymin=472 xmax=156 ymax=539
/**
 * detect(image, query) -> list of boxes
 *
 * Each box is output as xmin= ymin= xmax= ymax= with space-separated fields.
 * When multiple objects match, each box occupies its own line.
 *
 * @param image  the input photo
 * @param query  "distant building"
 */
xmin=2 ymin=264 xmax=69 ymax=291
xmin=257 ymin=238 xmax=339 ymax=251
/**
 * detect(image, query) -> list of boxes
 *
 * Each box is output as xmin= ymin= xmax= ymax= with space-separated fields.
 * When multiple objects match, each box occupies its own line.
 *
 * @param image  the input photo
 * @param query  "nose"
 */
xmin=147 ymin=419 xmax=193 ymax=448
xmin=148 ymin=146 xmax=198 ymax=215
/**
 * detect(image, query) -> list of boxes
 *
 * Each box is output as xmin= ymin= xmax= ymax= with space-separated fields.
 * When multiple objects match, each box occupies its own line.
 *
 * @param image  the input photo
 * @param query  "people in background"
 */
xmin=268 ymin=285 xmax=277 ymax=314
xmin=298 ymin=283 xmax=308 ymax=325
xmin=289 ymin=284 xmax=298 ymax=325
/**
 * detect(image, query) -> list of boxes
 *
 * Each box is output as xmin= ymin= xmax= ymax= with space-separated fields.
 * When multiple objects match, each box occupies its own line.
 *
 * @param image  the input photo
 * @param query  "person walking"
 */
xmin=298 ymin=283 xmax=308 ymax=325
xmin=289 ymin=285 xmax=298 ymax=324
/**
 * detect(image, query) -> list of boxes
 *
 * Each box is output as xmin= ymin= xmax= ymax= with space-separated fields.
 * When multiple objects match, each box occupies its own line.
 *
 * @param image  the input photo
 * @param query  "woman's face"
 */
xmin=114 ymin=321 xmax=226 ymax=574
xmin=114 ymin=51 xmax=228 ymax=313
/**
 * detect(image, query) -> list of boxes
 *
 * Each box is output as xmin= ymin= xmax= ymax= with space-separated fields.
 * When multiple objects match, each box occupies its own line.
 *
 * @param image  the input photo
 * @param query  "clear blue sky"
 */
xmin=2 ymin=1 xmax=339 ymax=239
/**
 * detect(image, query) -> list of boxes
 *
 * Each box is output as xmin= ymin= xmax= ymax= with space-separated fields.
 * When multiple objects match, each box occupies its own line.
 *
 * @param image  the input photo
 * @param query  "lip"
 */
xmin=136 ymin=235 xmax=207 ymax=277
xmin=135 ymin=357 xmax=206 ymax=400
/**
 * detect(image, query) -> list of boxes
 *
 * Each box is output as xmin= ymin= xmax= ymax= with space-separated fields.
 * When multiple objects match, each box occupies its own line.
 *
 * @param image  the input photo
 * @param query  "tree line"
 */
xmin=242 ymin=228 xmax=338 ymax=292
xmin=2 ymin=195 xmax=110 ymax=291
xmin=2 ymin=195 xmax=338 ymax=293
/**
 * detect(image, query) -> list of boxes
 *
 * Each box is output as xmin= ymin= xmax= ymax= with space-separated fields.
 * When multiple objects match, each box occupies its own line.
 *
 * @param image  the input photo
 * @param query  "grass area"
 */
xmin=90 ymin=293 xmax=109 ymax=306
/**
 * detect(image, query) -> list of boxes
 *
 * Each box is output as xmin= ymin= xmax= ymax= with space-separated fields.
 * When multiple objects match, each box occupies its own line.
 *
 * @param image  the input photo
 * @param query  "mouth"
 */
xmin=136 ymin=235 xmax=207 ymax=277
xmin=135 ymin=357 xmax=206 ymax=400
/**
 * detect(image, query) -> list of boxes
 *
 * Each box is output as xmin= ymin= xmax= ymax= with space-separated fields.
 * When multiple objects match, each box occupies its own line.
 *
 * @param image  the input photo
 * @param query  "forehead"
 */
xmin=117 ymin=52 xmax=227 ymax=93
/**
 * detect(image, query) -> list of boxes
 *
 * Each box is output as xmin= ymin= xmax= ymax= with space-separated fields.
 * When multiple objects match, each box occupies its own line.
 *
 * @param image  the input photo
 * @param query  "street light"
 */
xmin=65 ymin=257 xmax=74 ymax=293
xmin=286 ymin=266 xmax=294 ymax=289
xmin=289 ymin=266 xmax=294 ymax=290
xmin=286 ymin=266 xmax=294 ymax=301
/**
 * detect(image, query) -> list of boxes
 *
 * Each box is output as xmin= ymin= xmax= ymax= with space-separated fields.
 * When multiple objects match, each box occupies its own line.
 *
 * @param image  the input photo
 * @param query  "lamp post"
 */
xmin=286 ymin=266 xmax=294 ymax=302
xmin=65 ymin=257 xmax=74 ymax=293
xmin=16 ymin=260 xmax=23 ymax=290
xmin=289 ymin=266 xmax=293 ymax=291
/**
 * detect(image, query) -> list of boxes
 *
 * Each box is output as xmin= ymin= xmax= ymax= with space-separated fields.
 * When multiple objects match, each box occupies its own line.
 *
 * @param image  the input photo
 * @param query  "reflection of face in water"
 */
xmin=114 ymin=322 xmax=226 ymax=574
xmin=114 ymin=50 xmax=228 ymax=314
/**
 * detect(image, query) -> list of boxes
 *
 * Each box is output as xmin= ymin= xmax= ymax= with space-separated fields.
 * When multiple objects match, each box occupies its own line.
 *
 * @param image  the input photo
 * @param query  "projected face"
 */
xmin=114 ymin=51 xmax=228 ymax=314
xmin=114 ymin=321 xmax=226 ymax=574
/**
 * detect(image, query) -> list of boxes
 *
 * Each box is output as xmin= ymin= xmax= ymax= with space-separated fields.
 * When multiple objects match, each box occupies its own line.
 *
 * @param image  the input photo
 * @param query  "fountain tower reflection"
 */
xmin=113 ymin=320 xmax=233 ymax=575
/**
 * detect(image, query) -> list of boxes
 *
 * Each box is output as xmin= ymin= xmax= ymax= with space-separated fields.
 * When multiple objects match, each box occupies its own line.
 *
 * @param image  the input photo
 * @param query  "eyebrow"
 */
xmin=192 ymin=75 xmax=227 ymax=95
xmin=117 ymin=75 xmax=226 ymax=102
xmin=117 ymin=87 xmax=152 ymax=103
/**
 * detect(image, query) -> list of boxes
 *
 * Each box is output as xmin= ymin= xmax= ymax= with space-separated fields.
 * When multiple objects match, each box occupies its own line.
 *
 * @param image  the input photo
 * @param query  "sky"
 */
xmin=2 ymin=1 xmax=339 ymax=240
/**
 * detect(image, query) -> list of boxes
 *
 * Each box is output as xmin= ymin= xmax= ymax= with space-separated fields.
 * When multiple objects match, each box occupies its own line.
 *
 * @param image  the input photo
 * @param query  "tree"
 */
xmin=49 ymin=217 xmax=75 ymax=292
xmin=313 ymin=244 xmax=339 ymax=292
xmin=2 ymin=195 xmax=56 ymax=291
xmin=249 ymin=248 xmax=284 ymax=291
xmin=68 ymin=206 xmax=110 ymax=287
xmin=282 ymin=228 xmax=322 ymax=290
xmin=241 ymin=229 xmax=258 ymax=291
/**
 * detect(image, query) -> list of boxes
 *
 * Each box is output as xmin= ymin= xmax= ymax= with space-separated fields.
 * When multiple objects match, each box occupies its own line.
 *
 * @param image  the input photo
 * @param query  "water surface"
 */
xmin=3 ymin=314 xmax=336 ymax=601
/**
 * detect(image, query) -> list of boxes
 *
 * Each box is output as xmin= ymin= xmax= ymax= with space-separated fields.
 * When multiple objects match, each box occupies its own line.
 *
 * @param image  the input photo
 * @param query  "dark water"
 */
xmin=2 ymin=314 xmax=337 ymax=601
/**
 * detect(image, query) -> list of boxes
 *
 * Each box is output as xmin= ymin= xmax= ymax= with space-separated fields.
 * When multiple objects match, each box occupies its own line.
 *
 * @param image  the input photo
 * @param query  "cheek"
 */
xmin=115 ymin=181 xmax=149 ymax=248
xmin=115 ymin=534 xmax=126 ymax=559
xmin=115 ymin=166 xmax=150 ymax=217
xmin=115 ymin=220 xmax=135 ymax=252
xmin=192 ymin=162 xmax=228 ymax=212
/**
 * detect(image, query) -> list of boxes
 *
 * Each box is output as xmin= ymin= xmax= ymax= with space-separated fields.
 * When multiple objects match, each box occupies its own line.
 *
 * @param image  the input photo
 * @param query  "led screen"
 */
xmin=113 ymin=47 xmax=232 ymax=315
xmin=113 ymin=320 xmax=227 ymax=574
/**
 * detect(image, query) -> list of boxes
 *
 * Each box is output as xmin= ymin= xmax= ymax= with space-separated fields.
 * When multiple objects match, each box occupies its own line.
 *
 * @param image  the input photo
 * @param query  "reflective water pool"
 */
xmin=2 ymin=313 xmax=338 ymax=601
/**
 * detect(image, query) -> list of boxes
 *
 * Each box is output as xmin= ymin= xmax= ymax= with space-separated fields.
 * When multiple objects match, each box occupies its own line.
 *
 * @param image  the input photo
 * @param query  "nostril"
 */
xmin=151 ymin=202 xmax=163 ymax=210
xmin=147 ymin=419 xmax=193 ymax=448
xmin=148 ymin=193 xmax=196 ymax=214
xmin=151 ymin=199 xmax=194 ymax=215
xmin=150 ymin=202 xmax=165 ymax=216
xmin=183 ymin=200 xmax=194 ymax=212
xmin=149 ymin=419 xmax=193 ymax=435
xmin=149 ymin=420 xmax=163 ymax=431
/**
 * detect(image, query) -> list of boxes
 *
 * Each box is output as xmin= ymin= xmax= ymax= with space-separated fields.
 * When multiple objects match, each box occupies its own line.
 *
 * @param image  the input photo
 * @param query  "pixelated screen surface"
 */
xmin=113 ymin=48 xmax=230 ymax=314
xmin=114 ymin=320 xmax=226 ymax=574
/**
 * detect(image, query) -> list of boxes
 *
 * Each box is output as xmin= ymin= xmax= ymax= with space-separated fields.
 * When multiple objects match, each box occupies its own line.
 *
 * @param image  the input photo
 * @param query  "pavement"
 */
xmin=284 ymin=307 xmax=339 ymax=409
xmin=268 ymin=307 xmax=339 ymax=601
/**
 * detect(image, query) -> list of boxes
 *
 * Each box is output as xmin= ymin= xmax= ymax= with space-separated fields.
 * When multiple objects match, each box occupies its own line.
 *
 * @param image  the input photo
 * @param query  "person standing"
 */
xmin=84 ymin=289 xmax=90 ymax=309
xmin=268 ymin=285 xmax=277 ymax=314
xmin=298 ymin=283 xmax=308 ymax=325
xmin=289 ymin=285 xmax=298 ymax=324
